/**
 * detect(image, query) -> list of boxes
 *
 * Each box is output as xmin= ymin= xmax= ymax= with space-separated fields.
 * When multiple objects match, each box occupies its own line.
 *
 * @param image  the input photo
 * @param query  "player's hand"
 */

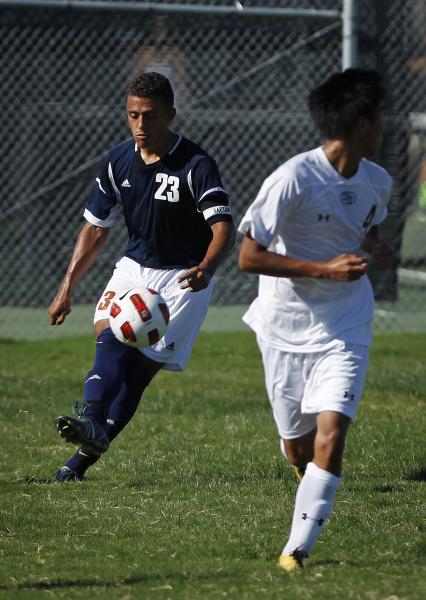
xmin=322 ymin=253 xmax=369 ymax=281
xmin=48 ymin=293 xmax=71 ymax=325
xmin=371 ymin=242 xmax=396 ymax=270
xmin=178 ymin=266 xmax=213 ymax=292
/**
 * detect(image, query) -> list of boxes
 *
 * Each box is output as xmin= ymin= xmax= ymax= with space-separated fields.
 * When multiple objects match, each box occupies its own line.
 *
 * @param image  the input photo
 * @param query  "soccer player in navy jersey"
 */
xmin=48 ymin=72 xmax=235 ymax=482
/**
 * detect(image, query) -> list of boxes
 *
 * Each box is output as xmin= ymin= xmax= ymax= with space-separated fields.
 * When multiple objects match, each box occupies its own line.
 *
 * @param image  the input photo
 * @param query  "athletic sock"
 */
xmin=282 ymin=461 xmax=341 ymax=556
xmin=82 ymin=328 xmax=136 ymax=425
xmin=65 ymin=447 xmax=101 ymax=475
xmin=64 ymin=355 xmax=153 ymax=476
xmin=105 ymin=356 xmax=153 ymax=442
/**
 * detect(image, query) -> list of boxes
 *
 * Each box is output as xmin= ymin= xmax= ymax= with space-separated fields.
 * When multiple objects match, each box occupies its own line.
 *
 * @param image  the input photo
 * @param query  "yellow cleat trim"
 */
xmin=278 ymin=553 xmax=303 ymax=573
xmin=294 ymin=466 xmax=304 ymax=482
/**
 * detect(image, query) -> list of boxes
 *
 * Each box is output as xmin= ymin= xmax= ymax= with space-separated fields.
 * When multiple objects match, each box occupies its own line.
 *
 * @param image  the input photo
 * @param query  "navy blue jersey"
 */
xmin=84 ymin=135 xmax=232 ymax=269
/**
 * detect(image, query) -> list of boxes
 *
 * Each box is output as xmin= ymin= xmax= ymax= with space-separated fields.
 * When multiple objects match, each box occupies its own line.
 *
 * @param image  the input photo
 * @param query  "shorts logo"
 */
xmin=340 ymin=191 xmax=357 ymax=205
xmin=344 ymin=390 xmax=355 ymax=401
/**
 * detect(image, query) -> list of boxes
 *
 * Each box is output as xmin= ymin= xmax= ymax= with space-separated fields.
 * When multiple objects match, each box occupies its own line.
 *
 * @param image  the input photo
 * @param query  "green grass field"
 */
xmin=1 ymin=332 xmax=425 ymax=599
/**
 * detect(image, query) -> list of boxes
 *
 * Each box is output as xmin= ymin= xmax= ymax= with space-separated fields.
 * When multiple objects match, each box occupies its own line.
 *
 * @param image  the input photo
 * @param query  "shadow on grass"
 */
xmin=312 ymin=559 xmax=359 ymax=567
xmin=406 ymin=467 xmax=426 ymax=482
xmin=128 ymin=464 xmax=292 ymax=489
xmin=372 ymin=485 xmax=403 ymax=493
xmin=0 ymin=570 xmax=237 ymax=592
xmin=8 ymin=465 xmax=291 ymax=488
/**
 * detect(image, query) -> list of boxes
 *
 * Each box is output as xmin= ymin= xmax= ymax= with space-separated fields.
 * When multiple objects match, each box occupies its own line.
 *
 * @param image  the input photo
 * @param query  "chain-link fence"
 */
xmin=0 ymin=0 xmax=425 ymax=339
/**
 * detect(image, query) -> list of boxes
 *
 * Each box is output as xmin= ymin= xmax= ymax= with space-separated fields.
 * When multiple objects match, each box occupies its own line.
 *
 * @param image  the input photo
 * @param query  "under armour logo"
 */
xmin=318 ymin=214 xmax=330 ymax=221
xmin=344 ymin=390 xmax=355 ymax=401
xmin=302 ymin=513 xmax=324 ymax=526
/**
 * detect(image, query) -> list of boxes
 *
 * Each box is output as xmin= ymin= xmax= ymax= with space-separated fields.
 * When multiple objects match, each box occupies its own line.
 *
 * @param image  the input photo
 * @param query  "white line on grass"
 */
xmin=398 ymin=268 xmax=426 ymax=282
xmin=374 ymin=308 xmax=396 ymax=317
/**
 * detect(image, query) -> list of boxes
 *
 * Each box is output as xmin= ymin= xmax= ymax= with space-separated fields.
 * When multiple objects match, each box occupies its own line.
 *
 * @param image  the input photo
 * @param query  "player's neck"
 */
xmin=140 ymin=132 xmax=178 ymax=164
xmin=322 ymin=140 xmax=363 ymax=179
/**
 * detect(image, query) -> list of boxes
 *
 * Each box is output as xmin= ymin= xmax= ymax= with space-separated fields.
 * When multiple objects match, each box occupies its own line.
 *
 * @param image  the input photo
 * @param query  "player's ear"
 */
xmin=167 ymin=106 xmax=176 ymax=123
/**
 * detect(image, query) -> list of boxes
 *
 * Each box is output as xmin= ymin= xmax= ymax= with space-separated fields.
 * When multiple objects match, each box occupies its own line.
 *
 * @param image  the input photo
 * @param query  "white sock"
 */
xmin=282 ymin=461 xmax=341 ymax=556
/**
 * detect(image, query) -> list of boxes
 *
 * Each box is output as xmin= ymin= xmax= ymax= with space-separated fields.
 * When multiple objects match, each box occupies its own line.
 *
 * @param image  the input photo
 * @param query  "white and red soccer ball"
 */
xmin=109 ymin=287 xmax=169 ymax=348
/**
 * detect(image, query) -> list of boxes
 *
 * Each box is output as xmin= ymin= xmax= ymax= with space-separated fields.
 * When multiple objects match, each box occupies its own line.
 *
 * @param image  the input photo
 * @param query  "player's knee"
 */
xmin=315 ymin=428 xmax=346 ymax=462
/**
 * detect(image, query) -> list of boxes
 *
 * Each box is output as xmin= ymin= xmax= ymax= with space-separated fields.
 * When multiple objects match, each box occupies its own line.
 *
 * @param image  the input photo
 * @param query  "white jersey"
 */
xmin=238 ymin=146 xmax=392 ymax=352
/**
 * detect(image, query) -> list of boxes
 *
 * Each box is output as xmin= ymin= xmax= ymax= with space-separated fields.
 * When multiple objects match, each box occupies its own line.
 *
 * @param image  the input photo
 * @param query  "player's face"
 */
xmin=127 ymin=96 xmax=176 ymax=150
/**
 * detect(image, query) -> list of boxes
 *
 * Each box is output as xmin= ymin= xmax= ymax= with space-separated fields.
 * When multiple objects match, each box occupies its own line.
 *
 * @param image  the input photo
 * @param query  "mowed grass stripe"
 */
xmin=0 ymin=332 xmax=425 ymax=599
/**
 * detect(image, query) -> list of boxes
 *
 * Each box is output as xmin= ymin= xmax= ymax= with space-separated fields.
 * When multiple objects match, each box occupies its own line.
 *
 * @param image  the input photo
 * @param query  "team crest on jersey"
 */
xmin=340 ymin=190 xmax=357 ymax=205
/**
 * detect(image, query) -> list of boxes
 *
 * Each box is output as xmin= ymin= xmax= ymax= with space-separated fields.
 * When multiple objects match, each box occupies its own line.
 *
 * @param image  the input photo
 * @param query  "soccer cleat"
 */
xmin=55 ymin=415 xmax=109 ymax=454
xmin=294 ymin=465 xmax=305 ymax=482
xmin=278 ymin=550 xmax=306 ymax=573
xmin=55 ymin=466 xmax=84 ymax=483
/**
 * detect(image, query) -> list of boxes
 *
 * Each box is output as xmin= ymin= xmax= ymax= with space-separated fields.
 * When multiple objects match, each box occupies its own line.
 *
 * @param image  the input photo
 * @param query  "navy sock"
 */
xmin=65 ymin=354 xmax=153 ymax=476
xmin=82 ymin=328 xmax=136 ymax=426
xmin=65 ymin=447 xmax=101 ymax=474
xmin=105 ymin=355 xmax=153 ymax=442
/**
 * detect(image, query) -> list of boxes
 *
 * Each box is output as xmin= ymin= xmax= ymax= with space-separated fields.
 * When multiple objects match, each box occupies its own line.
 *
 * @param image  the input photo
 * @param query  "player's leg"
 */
xmin=282 ymin=427 xmax=316 ymax=481
xmin=56 ymin=352 xmax=163 ymax=481
xmin=56 ymin=262 xmax=215 ymax=480
xmin=278 ymin=343 xmax=369 ymax=572
xmin=279 ymin=411 xmax=349 ymax=571
xmin=56 ymin=258 xmax=141 ymax=454
xmin=257 ymin=335 xmax=316 ymax=481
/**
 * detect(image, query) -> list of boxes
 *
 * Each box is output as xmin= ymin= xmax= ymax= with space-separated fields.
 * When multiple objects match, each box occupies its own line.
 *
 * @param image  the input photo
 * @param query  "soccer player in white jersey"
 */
xmin=48 ymin=72 xmax=235 ymax=481
xmin=238 ymin=69 xmax=395 ymax=571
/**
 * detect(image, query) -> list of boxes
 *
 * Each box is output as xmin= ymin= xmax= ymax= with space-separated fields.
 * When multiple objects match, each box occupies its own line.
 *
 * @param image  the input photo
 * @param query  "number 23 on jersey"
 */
xmin=154 ymin=173 xmax=180 ymax=203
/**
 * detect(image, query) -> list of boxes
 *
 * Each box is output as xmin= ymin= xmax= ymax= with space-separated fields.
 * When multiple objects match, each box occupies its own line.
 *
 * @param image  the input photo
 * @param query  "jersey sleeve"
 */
xmin=189 ymin=157 xmax=232 ymax=225
xmin=238 ymin=168 xmax=300 ymax=248
xmin=84 ymin=155 xmax=122 ymax=228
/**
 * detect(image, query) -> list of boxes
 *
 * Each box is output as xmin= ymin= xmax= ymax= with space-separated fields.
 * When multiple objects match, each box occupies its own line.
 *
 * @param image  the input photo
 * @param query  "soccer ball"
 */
xmin=109 ymin=287 xmax=170 ymax=348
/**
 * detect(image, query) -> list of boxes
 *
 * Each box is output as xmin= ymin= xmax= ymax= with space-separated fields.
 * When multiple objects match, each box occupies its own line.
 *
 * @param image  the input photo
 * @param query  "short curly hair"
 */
xmin=127 ymin=72 xmax=174 ymax=107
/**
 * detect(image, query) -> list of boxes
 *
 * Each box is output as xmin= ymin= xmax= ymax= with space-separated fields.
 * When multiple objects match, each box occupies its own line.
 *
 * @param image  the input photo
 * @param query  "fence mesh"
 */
xmin=0 ymin=0 xmax=425 ymax=339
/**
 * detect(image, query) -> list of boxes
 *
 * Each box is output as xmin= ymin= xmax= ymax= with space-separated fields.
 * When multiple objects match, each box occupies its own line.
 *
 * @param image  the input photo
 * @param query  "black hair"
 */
xmin=127 ymin=71 xmax=174 ymax=107
xmin=308 ymin=68 xmax=385 ymax=139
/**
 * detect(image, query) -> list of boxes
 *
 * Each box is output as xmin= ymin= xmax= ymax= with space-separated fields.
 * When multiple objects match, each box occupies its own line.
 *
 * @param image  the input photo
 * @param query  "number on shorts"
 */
xmin=97 ymin=290 xmax=116 ymax=311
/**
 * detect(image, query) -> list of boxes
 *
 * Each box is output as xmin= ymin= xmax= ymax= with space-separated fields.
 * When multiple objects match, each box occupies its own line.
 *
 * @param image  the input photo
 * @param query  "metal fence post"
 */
xmin=342 ymin=0 xmax=358 ymax=69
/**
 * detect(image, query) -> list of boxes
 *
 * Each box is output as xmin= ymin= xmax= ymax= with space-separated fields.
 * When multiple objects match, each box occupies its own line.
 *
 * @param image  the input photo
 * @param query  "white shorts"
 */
xmin=257 ymin=335 xmax=369 ymax=440
xmin=94 ymin=256 xmax=214 ymax=371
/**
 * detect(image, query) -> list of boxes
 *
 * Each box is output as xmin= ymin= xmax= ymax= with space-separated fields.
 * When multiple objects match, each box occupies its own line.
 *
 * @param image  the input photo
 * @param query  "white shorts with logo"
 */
xmin=94 ymin=256 xmax=214 ymax=371
xmin=257 ymin=335 xmax=370 ymax=440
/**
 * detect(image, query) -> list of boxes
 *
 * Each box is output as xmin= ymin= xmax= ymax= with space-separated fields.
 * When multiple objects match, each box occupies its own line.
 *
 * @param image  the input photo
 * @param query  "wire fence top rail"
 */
xmin=0 ymin=0 xmax=341 ymax=19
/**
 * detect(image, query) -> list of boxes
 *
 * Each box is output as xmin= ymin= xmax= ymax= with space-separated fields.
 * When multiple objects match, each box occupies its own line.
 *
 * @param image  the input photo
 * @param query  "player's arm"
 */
xmin=48 ymin=222 xmax=109 ymax=325
xmin=362 ymin=225 xmax=396 ymax=269
xmin=239 ymin=231 xmax=368 ymax=282
xmin=179 ymin=220 xmax=236 ymax=291
xmin=178 ymin=156 xmax=235 ymax=291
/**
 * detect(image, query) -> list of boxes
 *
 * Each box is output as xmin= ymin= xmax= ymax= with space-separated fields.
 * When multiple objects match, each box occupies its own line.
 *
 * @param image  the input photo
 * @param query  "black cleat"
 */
xmin=56 ymin=415 xmax=109 ymax=454
xmin=55 ymin=466 xmax=84 ymax=483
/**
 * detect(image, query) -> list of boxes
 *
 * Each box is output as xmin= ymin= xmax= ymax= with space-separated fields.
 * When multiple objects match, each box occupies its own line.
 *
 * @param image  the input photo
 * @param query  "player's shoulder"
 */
xmin=105 ymin=138 xmax=135 ymax=164
xmin=177 ymin=136 xmax=218 ymax=170
xmin=263 ymin=147 xmax=322 ymax=189
xmin=361 ymin=158 xmax=393 ymax=191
